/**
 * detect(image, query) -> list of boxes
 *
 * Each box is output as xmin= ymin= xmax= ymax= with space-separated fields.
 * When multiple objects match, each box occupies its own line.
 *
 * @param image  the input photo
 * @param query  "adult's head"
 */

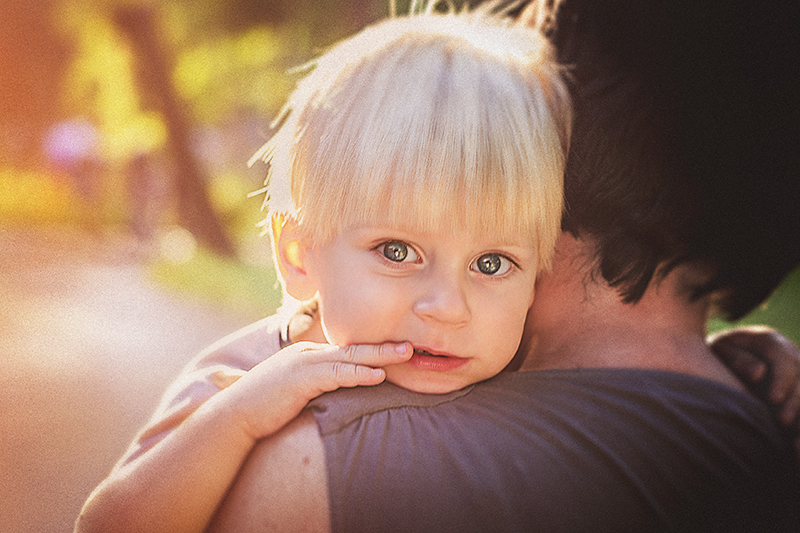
xmin=540 ymin=0 xmax=800 ymax=320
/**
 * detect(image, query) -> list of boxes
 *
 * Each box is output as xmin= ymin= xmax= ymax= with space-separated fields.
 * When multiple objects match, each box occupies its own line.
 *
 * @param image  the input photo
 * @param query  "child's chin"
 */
xmin=384 ymin=373 xmax=469 ymax=395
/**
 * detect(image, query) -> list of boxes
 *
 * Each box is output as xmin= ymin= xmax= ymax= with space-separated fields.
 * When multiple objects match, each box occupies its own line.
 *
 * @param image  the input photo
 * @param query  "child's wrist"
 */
xmin=195 ymin=387 xmax=260 ymax=448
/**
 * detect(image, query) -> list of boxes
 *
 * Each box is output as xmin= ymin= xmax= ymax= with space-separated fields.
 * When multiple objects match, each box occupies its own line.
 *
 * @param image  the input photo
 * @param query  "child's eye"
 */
xmin=471 ymin=253 xmax=513 ymax=276
xmin=379 ymin=240 xmax=419 ymax=263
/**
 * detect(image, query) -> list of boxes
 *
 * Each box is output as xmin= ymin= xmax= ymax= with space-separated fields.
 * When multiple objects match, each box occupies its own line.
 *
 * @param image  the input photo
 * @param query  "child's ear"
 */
xmin=271 ymin=214 xmax=317 ymax=301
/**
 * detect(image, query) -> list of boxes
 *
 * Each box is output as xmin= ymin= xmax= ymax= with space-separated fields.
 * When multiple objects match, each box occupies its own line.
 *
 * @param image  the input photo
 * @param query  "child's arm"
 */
xmin=115 ymin=305 xmax=327 ymax=467
xmin=108 ymin=316 xmax=289 ymax=467
xmin=711 ymin=326 xmax=800 ymax=470
xmin=710 ymin=327 xmax=800 ymax=432
xmin=75 ymin=340 xmax=411 ymax=533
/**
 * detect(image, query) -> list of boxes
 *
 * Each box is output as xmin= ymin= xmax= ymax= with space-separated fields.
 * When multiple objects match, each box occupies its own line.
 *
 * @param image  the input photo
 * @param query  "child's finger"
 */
xmin=339 ymin=341 xmax=413 ymax=367
xmin=300 ymin=343 xmax=411 ymax=391
xmin=327 ymin=361 xmax=386 ymax=388
xmin=268 ymin=342 xmax=411 ymax=395
xmin=741 ymin=328 xmax=800 ymax=405
xmin=764 ymin=338 xmax=800 ymax=407
xmin=289 ymin=360 xmax=386 ymax=396
xmin=709 ymin=331 xmax=767 ymax=382
xmin=710 ymin=327 xmax=800 ymax=428
xmin=291 ymin=340 xmax=413 ymax=366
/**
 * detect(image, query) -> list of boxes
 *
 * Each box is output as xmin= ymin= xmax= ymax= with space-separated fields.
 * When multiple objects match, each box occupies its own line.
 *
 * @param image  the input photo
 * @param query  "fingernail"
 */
xmin=395 ymin=343 xmax=409 ymax=355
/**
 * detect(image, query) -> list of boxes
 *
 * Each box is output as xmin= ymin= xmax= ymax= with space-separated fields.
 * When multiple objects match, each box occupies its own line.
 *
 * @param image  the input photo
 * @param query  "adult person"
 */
xmin=203 ymin=0 xmax=800 ymax=531
xmin=124 ymin=0 xmax=800 ymax=531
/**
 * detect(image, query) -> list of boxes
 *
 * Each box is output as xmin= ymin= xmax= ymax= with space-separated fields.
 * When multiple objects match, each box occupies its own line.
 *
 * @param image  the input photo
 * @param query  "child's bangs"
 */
xmin=298 ymin=89 xmax=562 ymax=265
xmin=303 ymin=126 xmax=542 ymax=247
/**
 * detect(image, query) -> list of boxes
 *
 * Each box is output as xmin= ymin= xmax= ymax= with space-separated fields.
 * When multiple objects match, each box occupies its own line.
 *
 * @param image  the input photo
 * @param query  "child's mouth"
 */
xmin=409 ymin=348 xmax=468 ymax=372
xmin=415 ymin=348 xmax=446 ymax=358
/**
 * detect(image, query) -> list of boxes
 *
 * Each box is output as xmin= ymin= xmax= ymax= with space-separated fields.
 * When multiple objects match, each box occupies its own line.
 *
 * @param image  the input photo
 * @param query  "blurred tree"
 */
xmin=113 ymin=5 xmax=235 ymax=256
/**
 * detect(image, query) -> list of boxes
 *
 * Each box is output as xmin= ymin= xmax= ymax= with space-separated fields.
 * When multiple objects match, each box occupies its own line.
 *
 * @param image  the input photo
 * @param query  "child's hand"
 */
xmin=209 ymin=341 xmax=412 ymax=442
xmin=710 ymin=327 xmax=800 ymax=432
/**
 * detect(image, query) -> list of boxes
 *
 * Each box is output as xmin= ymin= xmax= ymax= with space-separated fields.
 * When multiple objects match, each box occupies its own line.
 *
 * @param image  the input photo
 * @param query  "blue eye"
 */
xmin=380 ymin=241 xmax=419 ymax=263
xmin=472 ymin=253 xmax=512 ymax=276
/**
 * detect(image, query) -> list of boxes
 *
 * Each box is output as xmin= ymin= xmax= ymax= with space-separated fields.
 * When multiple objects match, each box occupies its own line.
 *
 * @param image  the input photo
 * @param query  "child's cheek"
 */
xmin=327 ymin=288 xmax=403 ymax=347
xmin=319 ymin=300 xmax=377 ymax=347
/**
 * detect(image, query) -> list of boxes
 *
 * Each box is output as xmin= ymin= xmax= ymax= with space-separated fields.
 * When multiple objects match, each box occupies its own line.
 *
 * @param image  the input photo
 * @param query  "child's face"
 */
xmin=303 ymin=222 xmax=538 ymax=394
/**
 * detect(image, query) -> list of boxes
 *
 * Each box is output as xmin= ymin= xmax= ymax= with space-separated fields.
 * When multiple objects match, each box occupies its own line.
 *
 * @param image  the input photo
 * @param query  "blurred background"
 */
xmin=0 ymin=0 xmax=797 ymax=531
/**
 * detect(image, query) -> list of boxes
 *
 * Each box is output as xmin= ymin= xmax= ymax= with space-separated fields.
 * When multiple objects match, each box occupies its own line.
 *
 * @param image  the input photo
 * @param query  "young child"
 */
xmin=76 ymin=3 xmax=570 ymax=532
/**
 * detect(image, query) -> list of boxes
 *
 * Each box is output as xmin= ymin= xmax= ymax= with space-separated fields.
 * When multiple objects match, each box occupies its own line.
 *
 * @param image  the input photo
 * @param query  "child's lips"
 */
xmin=409 ymin=347 xmax=468 ymax=371
xmin=414 ymin=348 xmax=447 ymax=357
xmin=413 ymin=345 xmax=461 ymax=358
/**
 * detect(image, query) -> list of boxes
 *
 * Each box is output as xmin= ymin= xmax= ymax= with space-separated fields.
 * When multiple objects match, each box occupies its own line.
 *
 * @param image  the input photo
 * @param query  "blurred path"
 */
xmin=0 ymin=227 xmax=257 ymax=533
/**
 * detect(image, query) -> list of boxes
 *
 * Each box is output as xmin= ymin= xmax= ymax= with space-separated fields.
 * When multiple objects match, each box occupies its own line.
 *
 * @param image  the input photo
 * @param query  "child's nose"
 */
xmin=412 ymin=275 xmax=471 ymax=326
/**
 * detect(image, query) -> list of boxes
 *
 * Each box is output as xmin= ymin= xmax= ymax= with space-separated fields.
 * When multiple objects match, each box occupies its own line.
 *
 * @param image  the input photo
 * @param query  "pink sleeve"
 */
xmin=114 ymin=315 xmax=286 ymax=467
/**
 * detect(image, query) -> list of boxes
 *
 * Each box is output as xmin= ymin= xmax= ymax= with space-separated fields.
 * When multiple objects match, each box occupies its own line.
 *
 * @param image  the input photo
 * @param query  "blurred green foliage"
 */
xmin=171 ymin=25 xmax=306 ymax=125
xmin=56 ymin=8 xmax=166 ymax=161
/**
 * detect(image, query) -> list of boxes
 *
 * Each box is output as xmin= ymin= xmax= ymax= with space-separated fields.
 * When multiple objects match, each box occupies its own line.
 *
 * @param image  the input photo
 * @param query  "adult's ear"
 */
xmin=271 ymin=214 xmax=318 ymax=301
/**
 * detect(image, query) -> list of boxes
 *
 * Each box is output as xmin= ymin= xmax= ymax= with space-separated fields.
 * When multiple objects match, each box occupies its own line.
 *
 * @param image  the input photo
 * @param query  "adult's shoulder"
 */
xmin=312 ymin=369 xmax=800 ymax=532
xmin=208 ymin=410 xmax=330 ymax=533
xmin=311 ymin=368 xmax=777 ymax=437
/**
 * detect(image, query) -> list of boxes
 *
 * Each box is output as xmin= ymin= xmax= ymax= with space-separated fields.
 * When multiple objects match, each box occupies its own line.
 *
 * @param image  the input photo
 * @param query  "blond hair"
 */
xmin=254 ymin=1 xmax=570 ymax=270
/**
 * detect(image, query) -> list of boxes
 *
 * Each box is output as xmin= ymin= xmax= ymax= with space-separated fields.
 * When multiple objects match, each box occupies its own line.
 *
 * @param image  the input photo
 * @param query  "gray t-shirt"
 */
xmin=310 ymin=368 xmax=800 ymax=532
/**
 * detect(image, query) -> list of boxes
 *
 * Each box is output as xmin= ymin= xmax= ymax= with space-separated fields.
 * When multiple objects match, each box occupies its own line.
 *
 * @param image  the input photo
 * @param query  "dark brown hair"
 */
xmin=549 ymin=0 xmax=800 ymax=320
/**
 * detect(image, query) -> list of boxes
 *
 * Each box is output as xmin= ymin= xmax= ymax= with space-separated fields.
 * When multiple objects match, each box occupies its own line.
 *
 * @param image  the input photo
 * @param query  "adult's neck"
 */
xmin=520 ymin=234 xmax=744 ymax=391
